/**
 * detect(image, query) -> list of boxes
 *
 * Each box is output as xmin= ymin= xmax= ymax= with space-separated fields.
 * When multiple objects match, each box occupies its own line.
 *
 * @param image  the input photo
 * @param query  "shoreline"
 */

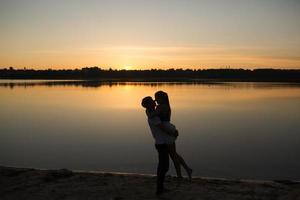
xmin=1 ymin=166 xmax=299 ymax=200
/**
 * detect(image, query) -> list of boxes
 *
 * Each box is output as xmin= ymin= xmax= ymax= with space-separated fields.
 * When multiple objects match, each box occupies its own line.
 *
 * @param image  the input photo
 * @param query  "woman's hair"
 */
xmin=155 ymin=91 xmax=171 ymax=121
xmin=155 ymin=91 xmax=170 ymax=107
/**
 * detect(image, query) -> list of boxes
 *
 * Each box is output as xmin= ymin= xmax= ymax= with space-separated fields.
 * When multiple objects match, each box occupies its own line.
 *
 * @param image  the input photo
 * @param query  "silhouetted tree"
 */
xmin=0 ymin=67 xmax=299 ymax=82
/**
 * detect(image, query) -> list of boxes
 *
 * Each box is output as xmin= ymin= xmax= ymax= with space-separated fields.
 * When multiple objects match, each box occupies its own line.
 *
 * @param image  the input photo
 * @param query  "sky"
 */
xmin=0 ymin=0 xmax=300 ymax=70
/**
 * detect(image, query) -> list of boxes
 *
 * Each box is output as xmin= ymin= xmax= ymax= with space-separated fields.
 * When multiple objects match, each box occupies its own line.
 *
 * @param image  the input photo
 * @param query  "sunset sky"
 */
xmin=0 ymin=0 xmax=300 ymax=69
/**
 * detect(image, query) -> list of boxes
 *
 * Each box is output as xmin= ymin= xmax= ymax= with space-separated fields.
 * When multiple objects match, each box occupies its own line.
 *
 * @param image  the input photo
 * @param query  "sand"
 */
xmin=1 ymin=166 xmax=299 ymax=200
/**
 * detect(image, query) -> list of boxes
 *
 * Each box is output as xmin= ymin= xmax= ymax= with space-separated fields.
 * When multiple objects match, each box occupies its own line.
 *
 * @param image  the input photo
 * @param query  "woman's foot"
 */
xmin=187 ymin=168 xmax=193 ymax=182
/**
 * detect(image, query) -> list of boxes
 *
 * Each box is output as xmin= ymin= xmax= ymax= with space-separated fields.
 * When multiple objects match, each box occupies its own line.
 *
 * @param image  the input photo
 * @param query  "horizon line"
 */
xmin=1 ymin=66 xmax=300 ymax=71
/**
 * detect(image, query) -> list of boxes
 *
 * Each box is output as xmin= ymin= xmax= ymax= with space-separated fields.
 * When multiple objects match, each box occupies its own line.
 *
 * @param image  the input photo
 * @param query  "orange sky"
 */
xmin=0 ymin=0 xmax=299 ymax=69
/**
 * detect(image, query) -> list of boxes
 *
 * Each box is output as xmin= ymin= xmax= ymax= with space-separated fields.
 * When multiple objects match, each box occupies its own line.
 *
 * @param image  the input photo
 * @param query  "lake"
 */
xmin=0 ymin=80 xmax=300 ymax=180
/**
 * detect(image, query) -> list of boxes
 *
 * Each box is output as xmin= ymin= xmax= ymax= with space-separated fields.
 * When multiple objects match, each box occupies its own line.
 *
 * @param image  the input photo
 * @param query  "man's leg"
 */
xmin=155 ymin=144 xmax=169 ymax=194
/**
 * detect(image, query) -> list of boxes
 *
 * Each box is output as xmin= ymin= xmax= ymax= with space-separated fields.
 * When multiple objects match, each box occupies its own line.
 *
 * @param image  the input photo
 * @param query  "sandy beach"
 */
xmin=1 ymin=166 xmax=299 ymax=200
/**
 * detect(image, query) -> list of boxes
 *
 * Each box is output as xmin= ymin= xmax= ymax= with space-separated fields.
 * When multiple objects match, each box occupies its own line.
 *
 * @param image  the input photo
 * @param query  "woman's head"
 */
xmin=154 ymin=91 xmax=170 ymax=106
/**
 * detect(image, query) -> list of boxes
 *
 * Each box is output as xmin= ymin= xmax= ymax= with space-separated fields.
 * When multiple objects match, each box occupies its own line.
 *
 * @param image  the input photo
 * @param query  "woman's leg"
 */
xmin=170 ymin=143 xmax=193 ymax=181
xmin=167 ymin=143 xmax=182 ymax=178
xmin=176 ymin=153 xmax=193 ymax=181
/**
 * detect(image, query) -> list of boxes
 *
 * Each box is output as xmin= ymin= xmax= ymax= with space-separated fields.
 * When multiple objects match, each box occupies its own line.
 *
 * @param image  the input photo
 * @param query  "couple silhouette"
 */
xmin=141 ymin=91 xmax=192 ymax=195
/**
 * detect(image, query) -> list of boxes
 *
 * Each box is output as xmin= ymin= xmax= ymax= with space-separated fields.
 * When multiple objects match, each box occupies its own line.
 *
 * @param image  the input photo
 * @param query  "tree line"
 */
xmin=1 ymin=67 xmax=300 ymax=82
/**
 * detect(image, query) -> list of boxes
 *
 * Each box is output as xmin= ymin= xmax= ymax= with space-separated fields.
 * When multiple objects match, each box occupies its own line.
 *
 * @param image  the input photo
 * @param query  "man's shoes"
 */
xmin=156 ymin=189 xmax=164 ymax=196
xmin=163 ymin=188 xmax=171 ymax=193
xmin=156 ymin=188 xmax=171 ymax=196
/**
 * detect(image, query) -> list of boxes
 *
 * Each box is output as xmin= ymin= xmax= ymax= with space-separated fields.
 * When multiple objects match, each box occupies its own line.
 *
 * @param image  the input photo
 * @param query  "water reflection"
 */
xmin=0 ymin=80 xmax=299 ymax=180
xmin=1 ymin=79 xmax=300 ymax=89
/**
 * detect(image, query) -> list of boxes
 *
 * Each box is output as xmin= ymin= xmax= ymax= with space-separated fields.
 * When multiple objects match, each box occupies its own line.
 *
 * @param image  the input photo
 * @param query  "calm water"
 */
xmin=1 ymin=80 xmax=300 ymax=180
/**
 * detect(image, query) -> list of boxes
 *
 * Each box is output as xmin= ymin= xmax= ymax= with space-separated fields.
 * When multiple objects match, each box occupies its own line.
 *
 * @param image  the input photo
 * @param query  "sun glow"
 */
xmin=1 ymin=1 xmax=300 ymax=69
xmin=123 ymin=65 xmax=133 ymax=70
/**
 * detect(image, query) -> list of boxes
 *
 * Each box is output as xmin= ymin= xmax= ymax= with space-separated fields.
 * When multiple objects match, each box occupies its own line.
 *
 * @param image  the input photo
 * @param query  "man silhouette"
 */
xmin=141 ymin=96 xmax=174 ymax=195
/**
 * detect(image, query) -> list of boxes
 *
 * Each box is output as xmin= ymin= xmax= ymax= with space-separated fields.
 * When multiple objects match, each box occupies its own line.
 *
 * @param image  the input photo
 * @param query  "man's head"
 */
xmin=141 ymin=96 xmax=156 ymax=110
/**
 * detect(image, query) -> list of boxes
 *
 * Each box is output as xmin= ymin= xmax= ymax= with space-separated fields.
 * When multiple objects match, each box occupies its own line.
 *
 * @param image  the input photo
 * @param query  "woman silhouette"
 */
xmin=154 ymin=91 xmax=192 ymax=181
